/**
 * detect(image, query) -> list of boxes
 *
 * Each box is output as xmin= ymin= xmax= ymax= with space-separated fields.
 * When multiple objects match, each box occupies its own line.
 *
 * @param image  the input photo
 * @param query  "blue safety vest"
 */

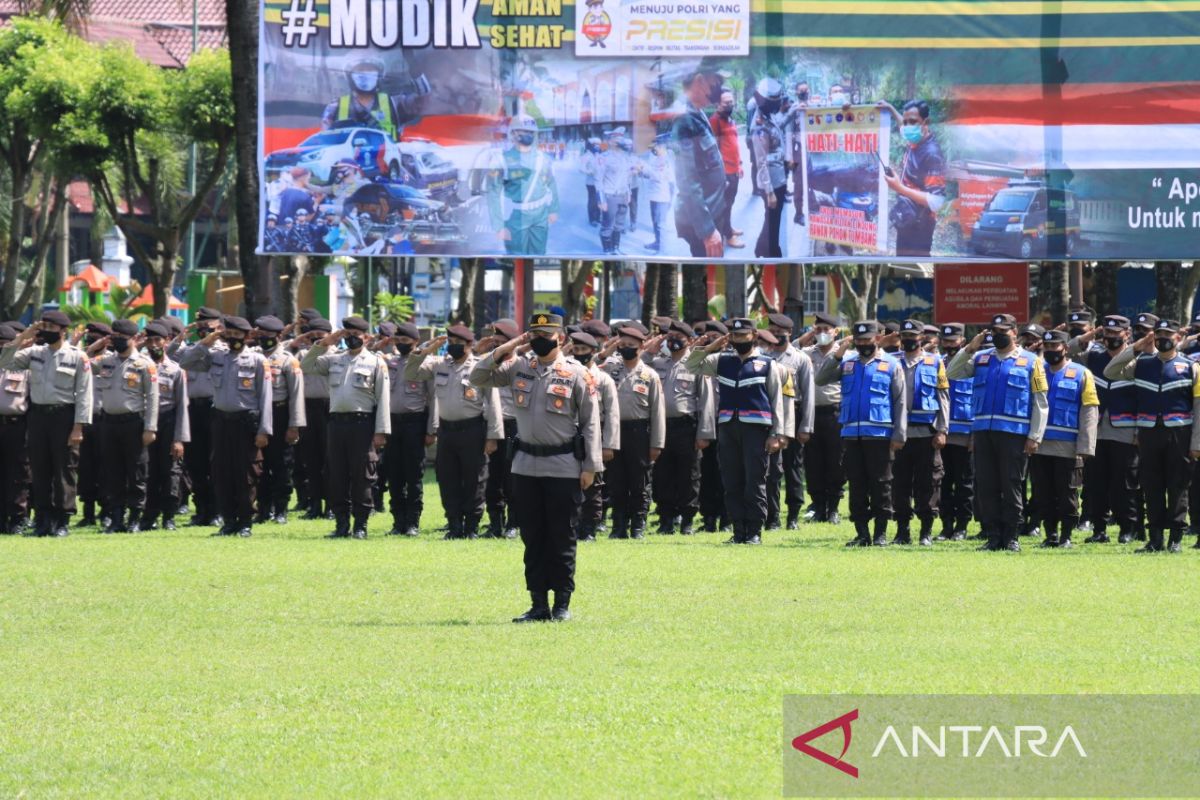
xmin=948 ymin=377 xmax=974 ymax=435
xmin=1133 ymin=353 xmax=1195 ymax=428
xmin=1086 ymin=349 xmax=1136 ymax=428
xmin=716 ymin=353 xmax=774 ymax=425
xmin=971 ymin=348 xmax=1037 ymax=435
xmin=908 ymin=353 xmax=943 ymax=425
xmin=838 ymin=352 xmax=898 ymax=438
xmin=1044 ymin=363 xmax=1085 ymax=442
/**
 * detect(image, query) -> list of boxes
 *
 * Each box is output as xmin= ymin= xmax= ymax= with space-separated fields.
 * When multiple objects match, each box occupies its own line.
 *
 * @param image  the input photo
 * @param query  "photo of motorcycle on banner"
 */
xmin=257 ymin=0 xmax=1200 ymax=263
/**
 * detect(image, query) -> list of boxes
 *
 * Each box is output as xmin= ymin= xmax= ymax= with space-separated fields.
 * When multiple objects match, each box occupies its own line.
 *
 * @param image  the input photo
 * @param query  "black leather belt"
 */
xmin=330 ymin=412 xmax=372 ymax=422
xmin=440 ymin=416 xmax=484 ymax=432
xmin=214 ymin=409 xmax=257 ymax=420
xmin=514 ymin=439 xmax=574 ymax=457
xmin=100 ymin=411 xmax=143 ymax=424
xmin=0 ymin=413 xmax=24 ymax=424
xmin=621 ymin=419 xmax=651 ymax=429
xmin=394 ymin=411 xmax=428 ymax=423
xmin=29 ymin=403 xmax=70 ymax=414
xmin=667 ymin=415 xmax=696 ymax=426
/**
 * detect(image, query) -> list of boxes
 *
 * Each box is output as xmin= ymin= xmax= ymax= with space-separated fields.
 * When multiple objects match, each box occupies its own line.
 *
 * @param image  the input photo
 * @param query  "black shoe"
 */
xmin=802 ymin=508 xmax=823 ymax=523
xmin=272 ymin=513 xmax=287 ymax=525
xmin=503 ymin=527 xmax=518 ymax=539
xmin=351 ymin=529 xmax=367 ymax=540
xmin=403 ymin=526 xmax=419 ymax=537
xmin=513 ymin=606 xmax=552 ymax=623
xmin=786 ymin=515 xmax=799 ymax=531
xmin=1168 ymin=540 xmax=1183 ymax=553
xmin=919 ymin=535 xmax=932 ymax=547
xmin=702 ymin=516 xmax=718 ymax=532
xmin=578 ymin=529 xmax=596 ymax=542
xmin=1085 ymin=533 xmax=1110 ymax=544
xmin=826 ymin=511 xmax=841 ymax=525
xmin=1004 ymin=539 xmax=1021 ymax=552
xmin=237 ymin=526 xmax=252 ymax=538
xmin=386 ymin=527 xmax=402 ymax=536
xmin=1135 ymin=543 xmax=1162 ymax=553
xmin=327 ymin=516 xmax=351 ymax=539
xmin=872 ymin=535 xmax=889 ymax=547
xmin=79 ymin=514 xmax=96 ymax=527
xmin=1076 ymin=520 xmax=1093 ymax=533
xmin=630 ymin=525 xmax=645 ymax=540
xmin=744 ymin=534 xmax=761 ymax=544
xmin=680 ymin=520 xmax=695 ymax=535
xmin=978 ymin=540 xmax=1001 ymax=551
xmin=1059 ymin=539 xmax=1074 ymax=549
xmin=301 ymin=509 xmax=323 ymax=520
xmin=1039 ymin=537 xmax=1059 ymax=548
xmin=659 ymin=518 xmax=676 ymax=535
xmin=127 ymin=519 xmax=143 ymax=533
xmin=551 ymin=606 xmax=572 ymax=621
xmin=765 ymin=517 xmax=781 ymax=531
xmin=1116 ymin=532 xmax=1132 ymax=544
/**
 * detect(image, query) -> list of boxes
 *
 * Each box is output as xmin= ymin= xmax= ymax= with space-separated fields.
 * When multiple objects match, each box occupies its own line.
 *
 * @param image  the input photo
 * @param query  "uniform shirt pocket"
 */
xmin=328 ymin=364 xmax=346 ymax=387
xmin=54 ymin=364 xmax=77 ymax=389
xmin=351 ymin=367 xmax=374 ymax=390
xmin=236 ymin=367 xmax=256 ymax=392
xmin=4 ymin=373 xmax=25 ymax=394
xmin=403 ymin=380 xmax=425 ymax=396
xmin=545 ymin=382 xmax=572 ymax=414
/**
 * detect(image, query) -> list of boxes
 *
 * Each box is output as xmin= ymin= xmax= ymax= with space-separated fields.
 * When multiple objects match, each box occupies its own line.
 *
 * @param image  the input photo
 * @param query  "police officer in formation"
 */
xmin=140 ymin=320 xmax=190 ymax=531
xmin=377 ymin=321 xmax=436 ymax=537
xmin=762 ymin=313 xmax=814 ymax=530
xmin=797 ymin=312 xmax=844 ymax=524
xmin=568 ymin=329 xmax=619 ymax=542
xmin=0 ymin=323 xmax=30 ymax=534
xmin=476 ymin=320 xmax=520 ymax=538
xmin=935 ymin=323 xmax=973 ymax=540
xmin=289 ymin=314 xmax=333 ymax=519
xmin=300 ymin=317 xmax=390 ymax=540
xmin=255 ymin=316 xmax=305 ymax=525
xmin=749 ymin=78 xmax=788 ymax=259
xmin=694 ymin=320 xmax=730 ymax=532
xmin=173 ymin=306 xmax=224 ymax=527
xmin=77 ymin=321 xmax=110 ymax=527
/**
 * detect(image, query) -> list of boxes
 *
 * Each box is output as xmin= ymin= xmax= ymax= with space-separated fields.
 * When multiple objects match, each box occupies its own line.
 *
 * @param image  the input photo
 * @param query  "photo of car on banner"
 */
xmin=257 ymin=0 xmax=1200 ymax=263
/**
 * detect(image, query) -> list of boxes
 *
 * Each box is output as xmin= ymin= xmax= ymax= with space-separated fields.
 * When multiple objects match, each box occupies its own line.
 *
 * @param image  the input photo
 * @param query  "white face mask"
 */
xmin=816 ymin=332 xmax=835 ymax=346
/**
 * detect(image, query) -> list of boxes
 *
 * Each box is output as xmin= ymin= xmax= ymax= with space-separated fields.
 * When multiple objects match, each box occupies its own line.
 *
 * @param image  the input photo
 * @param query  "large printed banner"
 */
xmin=258 ymin=0 xmax=1200 ymax=263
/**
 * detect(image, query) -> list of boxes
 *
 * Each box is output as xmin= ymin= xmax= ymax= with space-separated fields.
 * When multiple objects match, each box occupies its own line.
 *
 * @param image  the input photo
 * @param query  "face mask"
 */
xmin=447 ymin=343 xmax=466 ymax=359
xmin=148 ymin=346 xmax=164 ymax=361
xmin=797 ymin=90 xmax=809 ymax=101
xmin=732 ymin=340 xmax=755 ymax=355
xmin=855 ymin=343 xmax=876 ymax=358
xmin=809 ymin=333 xmax=830 ymax=347
xmin=901 ymin=338 xmax=920 ymax=352
xmin=1069 ymin=327 xmax=1087 ymax=338
xmin=718 ymin=107 xmax=733 ymax=119
xmin=618 ymin=346 xmax=639 ymax=361
xmin=1044 ymin=350 xmax=1064 ymax=365
xmin=992 ymin=333 xmax=1012 ymax=349
xmin=666 ymin=339 xmax=686 ymax=352
xmin=829 ymin=92 xmax=848 ymax=106
xmin=224 ymin=337 xmax=245 ymax=352
xmin=35 ymin=330 xmax=61 ymax=345
xmin=942 ymin=347 xmax=959 ymax=359
xmin=397 ymin=343 xmax=413 ymax=356
xmin=1104 ymin=337 xmax=1124 ymax=351
xmin=83 ymin=335 xmax=102 ymax=347
xmin=530 ymin=336 xmax=557 ymax=357
xmin=345 ymin=335 xmax=364 ymax=351
xmin=515 ymin=132 xmax=534 ymax=147
xmin=350 ymin=71 xmax=378 ymax=92
xmin=110 ymin=337 xmax=130 ymax=353
xmin=574 ymin=352 xmax=593 ymax=365
xmin=901 ymin=124 xmax=924 ymax=144
xmin=260 ymin=337 xmax=277 ymax=351
xmin=1155 ymin=338 xmax=1175 ymax=353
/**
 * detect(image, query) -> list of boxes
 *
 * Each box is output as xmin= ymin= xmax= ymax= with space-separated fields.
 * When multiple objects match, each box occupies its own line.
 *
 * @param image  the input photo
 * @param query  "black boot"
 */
xmin=846 ymin=520 xmax=870 ymax=547
xmin=891 ymin=519 xmax=911 ymax=545
xmin=1040 ymin=521 xmax=1060 ymax=548
xmin=725 ymin=521 xmax=743 ymax=544
xmin=785 ymin=511 xmax=799 ymax=530
xmin=463 ymin=517 xmax=480 ymax=540
xmin=658 ymin=515 xmax=676 ymax=535
xmin=513 ymin=592 xmax=552 ymax=623
xmin=578 ymin=524 xmax=596 ymax=542
xmin=935 ymin=516 xmax=954 ymax=541
xmin=351 ymin=516 xmax=368 ymax=540
xmin=680 ymin=516 xmax=695 ymax=535
xmin=952 ymin=517 xmax=970 ymax=541
xmin=1059 ymin=521 xmax=1074 ymax=549
xmin=31 ymin=510 xmax=53 ymax=537
xmin=79 ymin=500 xmax=96 ymax=527
xmin=104 ymin=507 xmax=126 ymax=534
xmin=702 ymin=515 xmax=717 ymax=533
xmin=609 ymin=512 xmax=628 ymax=539
xmin=444 ymin=517 xmax=463 ymax=540
xmin=1136 ymin=529 xmax=1164 ymax=553
xmin=326 ymin=514 xmax=351 ymax=539
xmin=629 ymin=517 xmax=646 ymax=539
xmin=743 ymin=524 xmax=762 ymax=545
xmin=52 ymin=511 xmax=70 ymax=537
xmin=162 ymin=515 xmax=176 ymax=531
xmin=872 ymin=519 xmax=890 ymax=547
xmin=486 ymin=510 xmax=504 ymax=538
xmin=918 ymin=519 xmax=933 ymax=547
xmin=551 ymin=590 xmax=571 ymax=621
xmin=1167 ymin=529 xmax=1184 ymax=553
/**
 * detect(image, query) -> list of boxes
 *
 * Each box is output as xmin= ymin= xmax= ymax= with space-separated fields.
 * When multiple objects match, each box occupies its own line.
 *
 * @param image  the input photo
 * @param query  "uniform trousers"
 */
xmin=973 ymin=430 xmax=1029 ymax=543
xmin=436 ymin=415 xmax=488 ymax=525
xmin=608 ymin=419 xmax=651 ymax=523
xmin=652 ymin=416 xmax=701 ymax=523
xmin=767 ymin=436 xmax=804 ymax=523
xmin=302 ymin=398 xmax=329 ymax=513
xmin=258 ymin=403 xmax=294 ymax=516
xmin=892 ymin=434 xmax=943 ymax=525
xmin=0 ymin=413 xmax=29 ymax=528
xmin=939 ymin=441 xmax=974 ymax=530
xmin=210 ymin=409 xmax=262 ymax=526
xmin=185 ymin=398 xmax=216 ymax=520
xmin=143 ymin=409 xmax=182 ymax=523
xmin=1029 ymin=453 xmax=1083 ymax=535
xmin=78 ymin=422 xmax=103 ymax=510
xmin=699 ymin=441 xmax=726 ymax=523
xmin=581 ymin=470 xmax=606 ymax=532
xmin=27 ymin=403 xmax=77 ymax=517
xmin=805 ymin=406 xmax=844 ymax=517
xmin=514 ymin=474 xmax=581 ymax=594
xmin=485 ymin=418 xmax=518 ymax=525
xmin=716 ymin=421 xmax=771 ymax=527
xmin=387 ymin=411 xmax=428 ymax=529
xmin=327 ymin=413 xmax=377 ymax=521
xmin=1137 ymin=424 xmax=1193 ymax=533
xmin=1087 ymin=438 xmax=1139 ymax=535
xmin=754 ymin=185 xmax=786 ymax=258
xmin=842 ymin=437 xmax=894 ymax=526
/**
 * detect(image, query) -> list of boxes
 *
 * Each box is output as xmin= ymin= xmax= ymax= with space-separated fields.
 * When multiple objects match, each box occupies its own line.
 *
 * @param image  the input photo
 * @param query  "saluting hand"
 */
xmin=318 ymin=329 xmax=347 ymax=348
xmin=705 ymin=334 xmax=729 ymax=354
xmin=966 ymin=331 xmax=988 ymax=353
xmin=86 ymin=336 xmax=111 ymax=357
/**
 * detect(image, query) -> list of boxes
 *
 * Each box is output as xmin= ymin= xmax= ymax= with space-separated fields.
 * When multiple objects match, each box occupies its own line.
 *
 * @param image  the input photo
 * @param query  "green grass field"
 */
xmin=2 ymin=475 xmax=1197 ymax=798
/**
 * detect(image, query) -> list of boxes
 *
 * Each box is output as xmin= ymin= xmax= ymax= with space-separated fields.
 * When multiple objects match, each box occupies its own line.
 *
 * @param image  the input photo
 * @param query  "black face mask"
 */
xmin=397 ymin=343 xmax=413 ymax=356
xmin=992 ymin=333 xmax=1012 ymax=350
xmin=1155 ymin=338 xmax=1175 ymax=353
xmin=618 ymin=346 xmax=639 ymax=361
xmin=35 ymin=330 xmax=61 ymax=345
xmin=900 ymin=338 xmax=920 ymax=352
xmin=1044 ymin=350 xmax=1065 ymax=365
xmin=342 ymin=335 xmax=361 ymax=351
xmin=148 ymin=346 xmax=164 ymax=361
xmin=732 ymin=340 xmax=754 ymax=355
xmin=797 ymin=90 xmax=809 ymax=101
xmin=1104 ymin=337 xmax=1124 ymax=351
xmin=514 ymin=132 xmax=534 ymax=147
xmin=574 ymin=352 xmax=593 ymax=365
xmin=224 ymin=336 xmax=245 ymax=352
xmin=260 ymin=337 xmax=277 ymax=351
xmin=110 ymin=337 xmax=130 ymax=353
xmin=666 ymin=339 xmax=686 ymax=352
xmin=1069 ymin=327 xmax=1087 ymax=338
xmin=941 ymin=347 xmax=959 ymax=359
xmin=530 ymin=337 xmax=557 ymax=357
xmin=855 ymin=343 xmax=877 ymax=359
xmin=1133 ymin=330 xmax=1149 ymax=342
xmin=446 ymin=343 xmax=466 ymax=359
xmin=83 ymin=335 xmax=102 ymax=347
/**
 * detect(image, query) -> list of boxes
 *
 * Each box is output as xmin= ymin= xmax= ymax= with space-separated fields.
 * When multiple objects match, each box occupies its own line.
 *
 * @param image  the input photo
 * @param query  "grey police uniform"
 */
xmin=601 ymin=358 xmax=666 ymax=536
xmin=672 ymin=99 xmax=728 ymax=257
xmin=598 ymin=148 xmax=637 ymax=254
xmin=296 ymin=344 xmax=331 ymax=517
xmin=484 ymin=357 xmax=519 ymax=537
xmin=750 ymin=111 xmax=787 ymax=258
xmin=405 ymin=351 xmax=502 ymax=536
xmin=763 ymin=344 xmax=815 ymax=526
xmin=0 ymin=362 xmax=30 ymax=531
xmin=93 ymin=349 xmax=160 ymax=526
xmin=649 ymin=352 xmax=715 ymax=531
xmin=177 ymin=343 xmax=273 ymax=531
xmin=301 ymin=344 xmax=390 ymax=531
xmin=802 ymin=342 xmax=845 ymax=519
xmin=576 ymin=359 xmax=620 ymax=537
xmin=173 ymin=338 xmax=225 ymax=524
xmin=383 ymin=350 xmax=437 ymax=533
xmin=257 ymin=345 xmax=306 ymax=521
xmin=142 ymin=354 xmax=190 ymax=528
xmin=0 ymin=341 xmax=93 ymax=527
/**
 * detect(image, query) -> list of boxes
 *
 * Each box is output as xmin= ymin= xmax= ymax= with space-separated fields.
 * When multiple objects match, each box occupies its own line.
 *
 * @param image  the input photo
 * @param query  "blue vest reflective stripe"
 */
xmin=1086 ymin=348 xmax=1136 ymax=427
xmin=948 ymin=378 xmax=974 ymax=435
xmin=716 ymin=354 xmax=774 ymax=425
xmin=1132 ymin=354 xmax=1194 ymax=428
xmin=838 ymin=353 xmax=897 ymax=438
xmin=908 ymin=354 xmax=942 ymax=425
xmin=970 ymin=348 xmax=1036 ymax=435
xmin=1044 ymin=365 xmax=1084 ymax=442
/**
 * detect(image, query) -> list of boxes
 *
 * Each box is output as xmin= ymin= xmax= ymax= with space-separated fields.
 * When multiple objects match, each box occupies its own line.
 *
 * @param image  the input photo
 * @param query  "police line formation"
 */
xmin=2 ymin=305 xmax=1198 ymax=621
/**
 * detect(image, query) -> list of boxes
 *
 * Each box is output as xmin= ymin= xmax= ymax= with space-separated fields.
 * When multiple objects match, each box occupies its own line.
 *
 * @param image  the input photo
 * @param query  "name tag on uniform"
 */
xmin=842 ymin=362 xmax=855 ymax=374
xmin=877 ymin=361 xmax=889 ymax=372
xmin=549 ymin=384 xmax=570 ymax=398
xmin=633 ymin=381 xmax=649 ymax=394
xmin=1176 ymin=363 xmax=1189 ymax=374
xmin=978 ymin=354 xmax=991 ymax=364
xmin=1016 ymin=358 xmax=1028 ymax=367
xmin=126 ymin=373 xmax=141 ymax=388
xmin=4 ymin=374 xmax=23 ymax=393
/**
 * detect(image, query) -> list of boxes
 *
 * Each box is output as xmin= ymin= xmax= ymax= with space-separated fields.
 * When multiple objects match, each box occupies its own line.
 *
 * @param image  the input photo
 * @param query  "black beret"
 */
xmin=255 ymin=315 xmax=285 ymax=333
xmin=299 ymin=308 xmax=322 ymax=321
xmin=650 ymin=315 xmax=674 ymax=333
xmin=705 ymin=320 xmax=728 ymax=335
xmin=767 ymin=313 xmax=794 ymax=330
xmin=990 ymin=314 xmax=1017 ymax=330
xmin=569 ymin=331 xmax=598 ymax=349
xmin=728 ymin=317 xmax=755 ymax=332
xmin=491 ymin=319 xmax=520 ymax=341
xmin=619 ymin=319 xmax=649 ymax=336
xmin=668 ymin=320 xmax=695 ymax=337
xmin=852 ymin=320 xmax=880 ymax=336
xmin=223 ymin=315 xmax=252 ymax=332
xmin=112 ymin=319 xmax=139 ymax=336
xmin=1021 ymin=323 xmax=1046 ymax=337
xmin=813 ymin=312 xmax=838 ymax=328
xmin=342 ymin=316 xmax=369 ymax=333
xmin=900 ymin=319 xmax=923 ymax=333
xmin=883 ymin=321 xmax=900 ymax=334
xmin=41 ymin=310 xmax=70 ymax=327
xmin=565 ymin=323 xmax=581 ymax=335
xmin=1068 ymin=310 xmax=1094 ymax=324
xmin=308 ymin=318 xmax=332 ymax=333
xmin=581 ymin=319 xmax=611 ymax=338
xmin=1042 ymin=330 xmax=1069 ymax=344
xmin=446 ymin=324 xmax=475 ymax=342
xmin=196 ymin=306 xmax=222 ymax=321
xmin=159 ymin=316 xmax=185 ymax=334
xmin=86 ymin=321 xmax=113 ymax=336
xmin=376 ymin=322 xmax=397 ymax=337
xmin=939 ymin=323 xmax=965 ymax=338
xmin=1102 ymin=315 xmax=1130 ymax=331
xmin=757 ymin=329 xmax=778 ymax=345
xmin=395 ymin=322 xmax=419 ymax=339
xmin=143 ymin=321 xmax=169 ymax=338
xmin=614 ymin=324 xmax=646 ymax=341
xmin=3 ymin=320 xmax=26 ymax=332
xmin=0 ymin=324 xmax=15 ymax=342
